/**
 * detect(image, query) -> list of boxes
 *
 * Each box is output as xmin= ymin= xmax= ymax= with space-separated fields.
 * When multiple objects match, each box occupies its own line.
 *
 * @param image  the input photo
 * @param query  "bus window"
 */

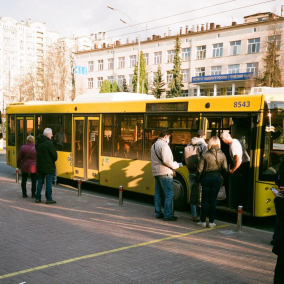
xmin=260 ymin=110 xmax=284 ymax=180
xmin=53 ymin=115 xmax=72 ymax=152
xmin=36 ymin=114 xmax=62 ymax=138
xmin=113 ymin=114 xmax=143 ymax=160
xmin=88 ymin=120 xmax=99 ymax=170
xmin=102 ymin=115 xmax=113 ymax=156
xmin=8 ymin=115 xmax=15 ymax=146
xmin=144 ymin=115 xmax=199 ymax=161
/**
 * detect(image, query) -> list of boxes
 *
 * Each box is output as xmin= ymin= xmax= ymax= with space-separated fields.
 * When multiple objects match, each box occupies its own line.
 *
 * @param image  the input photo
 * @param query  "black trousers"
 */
xmin=21 ymin=173 xmax=37 ymax=196
xmin=274 ymin=255 xmax=284 ymax=284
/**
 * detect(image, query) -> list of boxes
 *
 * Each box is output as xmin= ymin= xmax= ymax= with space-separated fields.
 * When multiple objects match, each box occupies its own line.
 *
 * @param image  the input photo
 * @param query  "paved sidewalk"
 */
xmin=0 ymin=174 xmax=276 ymax=284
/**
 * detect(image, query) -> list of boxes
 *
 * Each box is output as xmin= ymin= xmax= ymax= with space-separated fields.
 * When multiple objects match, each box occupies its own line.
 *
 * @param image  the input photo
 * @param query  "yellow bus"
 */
xmin=6 ymin=91 xmax=284 ymax=217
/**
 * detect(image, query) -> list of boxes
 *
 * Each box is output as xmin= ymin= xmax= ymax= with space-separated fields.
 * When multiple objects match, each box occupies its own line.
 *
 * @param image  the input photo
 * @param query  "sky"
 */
xmin=1 ymin=0 xmax=283 ymax=43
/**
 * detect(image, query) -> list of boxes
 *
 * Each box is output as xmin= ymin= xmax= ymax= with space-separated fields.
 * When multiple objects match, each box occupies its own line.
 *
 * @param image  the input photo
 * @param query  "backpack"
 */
xmin=275 ymin=161 xmax=284 ymax=187
xmin=184 ymin=144 xmax=201 ymax=173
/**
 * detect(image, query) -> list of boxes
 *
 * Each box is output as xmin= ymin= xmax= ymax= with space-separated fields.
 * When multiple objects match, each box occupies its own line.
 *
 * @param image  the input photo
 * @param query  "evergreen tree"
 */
xmin=111 ymin=81 xmax=119 ymax=92
xmin=99 ymin=80 xmax=111 ymax=93
xmin=132 ymin=65 xmax=138 ymax=93
xmin=122 ymin=79 xmax=129 ymax=92
xmin=257 ymin=34 xmax=282 ymax=87
xmin=151 ymin=65 xmax=166 ymax=98
xmin=139 ymin=51 xmax=147 ymax=94
xmin=132 ymin=51 xmax=148 ymax=93
xmin=168 ymin=35 xmax=184 ymax=97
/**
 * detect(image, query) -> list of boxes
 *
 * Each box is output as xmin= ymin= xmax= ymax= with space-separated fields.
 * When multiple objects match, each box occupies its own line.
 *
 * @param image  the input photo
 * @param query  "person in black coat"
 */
xmin=272 ymin=159 xmax=284 ymax=284
xmin=35 ymin=128 xmax=58 ymax=204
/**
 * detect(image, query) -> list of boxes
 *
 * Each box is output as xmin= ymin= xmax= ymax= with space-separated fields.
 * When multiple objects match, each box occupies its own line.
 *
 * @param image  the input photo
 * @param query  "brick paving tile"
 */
xmin=0 ymin=163 xmax=276 ymax=284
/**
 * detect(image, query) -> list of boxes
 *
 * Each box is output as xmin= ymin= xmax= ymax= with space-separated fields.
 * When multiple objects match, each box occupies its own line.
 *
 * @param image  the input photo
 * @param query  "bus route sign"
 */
xmin=75 ymin=66 xmax=88 ymax=75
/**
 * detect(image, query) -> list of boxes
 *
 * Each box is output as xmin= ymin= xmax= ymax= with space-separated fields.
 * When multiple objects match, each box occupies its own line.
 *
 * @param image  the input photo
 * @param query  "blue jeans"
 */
xmin=36 ymin=173 xmax=54 ymax=201
xmin=200 ymin=176 xmax=222 ymax=223
xmin=189 ymin=173 xmax=197 ymax=217
xmin=154 ymin=175 xmax=174 ymax=219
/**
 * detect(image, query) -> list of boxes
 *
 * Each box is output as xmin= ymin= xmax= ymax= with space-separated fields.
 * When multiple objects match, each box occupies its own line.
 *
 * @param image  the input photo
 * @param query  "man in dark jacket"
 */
xmin=35 ymin=128 xmax=58 ymax=204
xmin=272 ymin=160 xmax=284 ymax=283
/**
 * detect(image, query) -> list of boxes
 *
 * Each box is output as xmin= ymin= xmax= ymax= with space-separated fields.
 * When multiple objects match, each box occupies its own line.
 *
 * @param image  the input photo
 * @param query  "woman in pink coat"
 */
xmin=17 ymin=136 xmax=37 ymax=198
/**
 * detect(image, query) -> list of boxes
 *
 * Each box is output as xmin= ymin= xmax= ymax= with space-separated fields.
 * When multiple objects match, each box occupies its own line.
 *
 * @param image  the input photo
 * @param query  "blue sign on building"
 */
xmin=74 ymin=66 xmax=88 ymax=75
xmin=191 ymin=72 xmax=253 ymax=83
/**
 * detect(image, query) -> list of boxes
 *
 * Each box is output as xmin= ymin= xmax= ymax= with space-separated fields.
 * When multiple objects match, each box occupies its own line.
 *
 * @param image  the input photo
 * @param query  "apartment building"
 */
xmin=75 ymin=12 xmax=284 ymax=97
xmin=0 ymin=17 xmax=60 ymax=113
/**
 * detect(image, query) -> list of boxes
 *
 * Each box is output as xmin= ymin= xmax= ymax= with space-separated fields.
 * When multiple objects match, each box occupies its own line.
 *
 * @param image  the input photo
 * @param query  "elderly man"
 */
xmin=35 ymin=128 xmax=58 ymax=204
xmin=221 ymin=132 xmax=250 ymax=210
xmin=151 ymin=129 xmax=180 ymax=221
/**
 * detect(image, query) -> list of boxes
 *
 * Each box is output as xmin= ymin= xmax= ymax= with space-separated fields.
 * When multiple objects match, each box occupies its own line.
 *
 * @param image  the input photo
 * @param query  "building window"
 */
xmin=209 ymin=88 xmax=221 ymax=96
xmin=253 ymin=27 xmax=257 ymax=32
xmin=182 ymin=48 xmax=191 ymax=61
xmin=107 ymin=76 xmax=114 ymax=84
xmin=118 ymin=75 xmax=124 ymax=86
xmin=118 ymin=57 xmax=125 ymax=69
xmin=228 ymin=64 xmax=240 ymax=74
xmin=268 ymin=35 xmax=281 ymax=50
xmin=144 ymin=53 xmax=149 ymax=65
xmin=88 ymin=61 xmax=94 ymax=72
xmin=129 ymin=75 xmax=133 ymax=87
xmin=129 ymin=55 xmax=137 ymax=67
xmin=154 ymin=52 xmax=162 ymax=64
xmin=98 ymin=60 xmax=103 ymax=71
xmin=196 ymin=46 xmax=206 ymax=59
xmin=88 ymin=78 xmax=93 ymax=89
xmin=97 ymin=77 xmax=103 ymax=88
xmin=230 ymin=40 xmax=241 ymax=55
xmin=195 ymin=67 xmax=205 ymax=76
xmin=212 ymin=43 xmax=223 ymax=57
xmin=167 ymin=50 xmax=175 ymax=63
xmin=246 ymin=62 xmax=259 ymax=76
xmin=211 ymin=66 xmax=222 ymax=75
xmin=167 ymin=71 xmax=173 ymax=83
xmin=181 ymin=69 xmax=189 ymax=82
xmin=108 ymin=58 xmax=114 ymax=70
xmin=181 ymin=90 xmax=189 ymax=97
xmin=227 ymin=87 xmax=238 ymax=96
xmin=248 ymin=38 xmax=260 ymax=53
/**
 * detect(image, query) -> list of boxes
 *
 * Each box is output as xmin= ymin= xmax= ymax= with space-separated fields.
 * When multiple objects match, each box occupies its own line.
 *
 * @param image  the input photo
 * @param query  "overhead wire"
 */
xmin=104 ymin=0 xmax=276 ymax=41
xmin=104 ymin=0 xmax=236 ymax=33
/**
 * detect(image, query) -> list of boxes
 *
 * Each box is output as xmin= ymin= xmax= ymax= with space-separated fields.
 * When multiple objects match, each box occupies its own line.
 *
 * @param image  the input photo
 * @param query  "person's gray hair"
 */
xmin=43 ymin=128 xmax=52 ymax=136
xmin=208 ymin=136 xmax=220 ymax=149
xmin=26 ymin=135 xmax=34 ymax=143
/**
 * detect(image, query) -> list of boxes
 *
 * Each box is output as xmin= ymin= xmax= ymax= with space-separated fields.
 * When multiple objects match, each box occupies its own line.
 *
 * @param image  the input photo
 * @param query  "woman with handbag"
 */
xmin=196 ymin=136 xmax=227 ymax=228
xmin=17 ymin=135 xmax=37 ymax=198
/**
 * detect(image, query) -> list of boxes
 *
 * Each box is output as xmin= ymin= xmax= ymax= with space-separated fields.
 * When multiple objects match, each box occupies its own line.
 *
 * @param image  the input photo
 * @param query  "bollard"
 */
xmin=237 ymin=205 xmax=243 ymax=232
xmin=172 ymin=196 xmax=175 ymax=217
xmin=16 ymin=168 xmax=19 ymax=184
xmin=119 ymin=185 xmax=123 ymax=205
xmin=78 ymin=179 xmax=82 ymax=197
xmin=44 ymin=175 xmax=47 ymax=192
xmin=53 ymin=169 xmax=57 ymax=185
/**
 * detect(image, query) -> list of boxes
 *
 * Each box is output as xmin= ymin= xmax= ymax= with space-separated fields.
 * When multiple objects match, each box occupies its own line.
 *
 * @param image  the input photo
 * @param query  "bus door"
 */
xmin=73 ymin=117 xmax=100 ymax=181
xmin=16 ymin=116 xmax=34 ymax=154
xmin=202 ymin=114 xmax=256 ymax=214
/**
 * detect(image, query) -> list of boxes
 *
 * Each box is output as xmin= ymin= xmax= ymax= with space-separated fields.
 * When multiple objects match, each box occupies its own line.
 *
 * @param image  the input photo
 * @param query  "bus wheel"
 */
xmin=173 ymin=176 xmax=187 ymax=210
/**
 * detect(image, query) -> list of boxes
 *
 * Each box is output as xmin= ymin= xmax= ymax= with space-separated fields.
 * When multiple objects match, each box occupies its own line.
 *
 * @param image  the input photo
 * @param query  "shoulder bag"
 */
xmin=19 ymin=146 xmax=35 ymax=168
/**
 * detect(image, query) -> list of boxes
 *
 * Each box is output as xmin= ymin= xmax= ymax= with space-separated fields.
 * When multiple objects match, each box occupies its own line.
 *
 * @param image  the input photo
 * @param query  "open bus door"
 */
xmin=73 ymin=117 xmax=100 ymax=182
xmin=202 ymin=114 xmax=256 ymax=214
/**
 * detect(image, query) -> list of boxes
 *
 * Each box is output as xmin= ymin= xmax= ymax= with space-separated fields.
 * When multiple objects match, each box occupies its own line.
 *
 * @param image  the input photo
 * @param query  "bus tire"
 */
xmin=173 ymin=175 xmax=187 ymax=210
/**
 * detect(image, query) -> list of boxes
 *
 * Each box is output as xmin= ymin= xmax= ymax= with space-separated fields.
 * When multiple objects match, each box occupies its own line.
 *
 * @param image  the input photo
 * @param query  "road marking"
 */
xmin=0 ymin=224 xmax=229 ymax=279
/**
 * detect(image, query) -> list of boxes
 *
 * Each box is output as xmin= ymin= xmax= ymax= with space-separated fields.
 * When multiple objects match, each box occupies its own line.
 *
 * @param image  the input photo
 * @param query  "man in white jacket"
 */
xmin=151 ymin=129 xmax=180 ymax=221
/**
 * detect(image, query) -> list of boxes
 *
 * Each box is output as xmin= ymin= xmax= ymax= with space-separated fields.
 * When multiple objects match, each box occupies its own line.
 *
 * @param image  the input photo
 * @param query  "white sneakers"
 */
xmin=208 ymin=222 xmax=216 ymax=228
xmin=197 ymin=221 xmax=216 ymax=228
xmin=197 ymin=221 xmax=206 ymax=227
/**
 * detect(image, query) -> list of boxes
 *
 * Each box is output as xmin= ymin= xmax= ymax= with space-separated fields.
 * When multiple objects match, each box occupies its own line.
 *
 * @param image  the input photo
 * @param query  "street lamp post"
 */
xmin=107 ymin=5 xmax=140 ymax=94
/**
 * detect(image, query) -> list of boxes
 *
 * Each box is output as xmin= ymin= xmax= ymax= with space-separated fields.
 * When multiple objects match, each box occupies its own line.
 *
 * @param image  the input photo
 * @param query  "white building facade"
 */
xmin=75 ymin=12 xmax=284 ymax=97
xmin=0 ymin=17 xmax=60 ymax=114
